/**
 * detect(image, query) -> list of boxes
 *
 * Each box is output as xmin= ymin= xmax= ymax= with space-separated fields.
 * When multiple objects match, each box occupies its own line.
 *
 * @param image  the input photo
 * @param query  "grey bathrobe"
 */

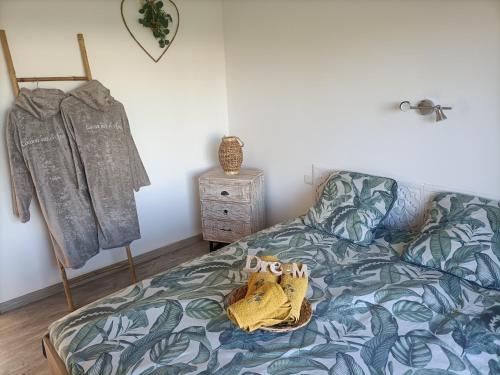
xmin=60 ymin=80 xmax=150 ymax=249
xmin=6 ymin=88 xmax=99 ymax=268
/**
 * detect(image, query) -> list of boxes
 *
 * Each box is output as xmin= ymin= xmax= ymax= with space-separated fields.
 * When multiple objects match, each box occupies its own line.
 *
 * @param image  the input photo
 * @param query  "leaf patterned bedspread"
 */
xmin=49 ymin=218 xmax=500 ymax=375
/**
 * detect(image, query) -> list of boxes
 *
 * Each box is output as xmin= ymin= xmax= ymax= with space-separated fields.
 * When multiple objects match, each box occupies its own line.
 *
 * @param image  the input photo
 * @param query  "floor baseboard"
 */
xmin=0 ymin=234 xmax=203 ymax=314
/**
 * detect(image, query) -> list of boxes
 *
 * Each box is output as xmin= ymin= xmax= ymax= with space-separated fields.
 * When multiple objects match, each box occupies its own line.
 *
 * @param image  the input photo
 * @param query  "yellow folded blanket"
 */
xmin=245 ymin=255 xmax=279 ymax=297
xmin=227 ymin=281 xmax=292 ymax=332
xmin=280 ymin=263 xmax=308 ymax=324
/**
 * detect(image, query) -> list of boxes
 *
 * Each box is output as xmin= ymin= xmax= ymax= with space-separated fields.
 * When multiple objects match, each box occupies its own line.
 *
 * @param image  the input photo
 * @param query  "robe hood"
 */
xmin=15 ymin=88 xmax=66 ymax=120
xmin=69 ymin=80 xmax=114 ymax=111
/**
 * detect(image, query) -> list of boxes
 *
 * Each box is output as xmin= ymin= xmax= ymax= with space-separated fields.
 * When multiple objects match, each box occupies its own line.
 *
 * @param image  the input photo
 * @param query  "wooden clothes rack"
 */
xmin=0 ymin=30 xmax=138 ymax=311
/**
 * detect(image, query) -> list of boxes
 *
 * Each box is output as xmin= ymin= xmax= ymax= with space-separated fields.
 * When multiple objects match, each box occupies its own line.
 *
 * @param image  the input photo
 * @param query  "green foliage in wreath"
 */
xmin=138 ymin=0 xmax=173 ymax=48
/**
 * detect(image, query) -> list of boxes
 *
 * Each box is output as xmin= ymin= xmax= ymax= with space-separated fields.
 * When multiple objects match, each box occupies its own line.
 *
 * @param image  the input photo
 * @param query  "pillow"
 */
xmin=304 ymin=171 xmax=398 ymax=245
xmin=403 ymin=192 xmax=500 ymax=290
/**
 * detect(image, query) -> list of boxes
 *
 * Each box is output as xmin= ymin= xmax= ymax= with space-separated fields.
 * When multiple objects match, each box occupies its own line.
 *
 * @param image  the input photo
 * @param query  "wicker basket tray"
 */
xmin=226 ymin=285 xmax=312 ymax=333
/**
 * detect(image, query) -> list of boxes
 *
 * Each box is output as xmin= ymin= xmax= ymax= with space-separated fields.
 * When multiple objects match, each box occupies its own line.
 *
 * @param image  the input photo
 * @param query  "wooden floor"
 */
xmin=0 ymin=240 xmax=208 ymax=375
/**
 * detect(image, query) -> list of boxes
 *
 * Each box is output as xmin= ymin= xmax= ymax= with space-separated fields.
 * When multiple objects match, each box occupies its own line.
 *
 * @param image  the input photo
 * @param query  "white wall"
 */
xmin=222 ymin=0 xmax=500 ymax=224
xmin=0 ymin=0 xmax=229 ymax=303
xmin=2 ymin=0 xmax=500 ymax=305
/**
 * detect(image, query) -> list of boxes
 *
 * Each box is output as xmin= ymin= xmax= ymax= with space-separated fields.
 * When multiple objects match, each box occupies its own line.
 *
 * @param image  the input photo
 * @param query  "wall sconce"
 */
xmin=400 ymin=100 xmax=452 ymax=122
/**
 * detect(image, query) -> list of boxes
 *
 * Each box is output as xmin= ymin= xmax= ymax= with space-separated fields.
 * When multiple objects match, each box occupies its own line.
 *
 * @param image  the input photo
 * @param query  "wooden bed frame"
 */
xmin=42 ymin=334 xmax=69 ymax=375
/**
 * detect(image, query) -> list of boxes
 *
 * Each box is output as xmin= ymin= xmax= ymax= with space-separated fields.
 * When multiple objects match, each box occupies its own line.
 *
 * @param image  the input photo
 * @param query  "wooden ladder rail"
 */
xmin=0 ymin=30 xmax=92 ymax=95
xmin=0 ymin=29 xmax=137 ymax=312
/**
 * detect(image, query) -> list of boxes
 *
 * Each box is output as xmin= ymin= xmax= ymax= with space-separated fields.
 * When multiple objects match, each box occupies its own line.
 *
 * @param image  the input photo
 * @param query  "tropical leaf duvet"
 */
xmin=49 ymin=218 xmax=500 ymax=375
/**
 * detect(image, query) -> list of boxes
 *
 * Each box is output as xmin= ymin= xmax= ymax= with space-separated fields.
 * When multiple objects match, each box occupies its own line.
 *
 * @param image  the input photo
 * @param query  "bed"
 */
xmin=46 ymin=214 xmax=500 ymax=374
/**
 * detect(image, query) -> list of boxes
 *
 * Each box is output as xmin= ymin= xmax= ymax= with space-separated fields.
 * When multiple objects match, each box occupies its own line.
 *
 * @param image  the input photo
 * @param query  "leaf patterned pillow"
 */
xmin=403 ymin=192 xmax=500 ymax=290
xmin=304 ymin=171 xmax=398 ymax=245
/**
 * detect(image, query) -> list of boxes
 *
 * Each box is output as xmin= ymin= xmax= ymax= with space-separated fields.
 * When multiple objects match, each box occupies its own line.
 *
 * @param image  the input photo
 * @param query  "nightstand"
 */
xmin=199 ymin=168 xmax=265 ymax=251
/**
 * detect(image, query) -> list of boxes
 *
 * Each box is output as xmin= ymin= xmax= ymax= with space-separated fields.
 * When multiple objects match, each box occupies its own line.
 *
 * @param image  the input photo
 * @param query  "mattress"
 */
xmin=49 ymin=217 xmax=500 ymax=374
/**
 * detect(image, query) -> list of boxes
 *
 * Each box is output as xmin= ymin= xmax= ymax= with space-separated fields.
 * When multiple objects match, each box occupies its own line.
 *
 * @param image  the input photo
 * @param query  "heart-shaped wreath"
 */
xmin=121 ymin=0 xmax=179 ymax=63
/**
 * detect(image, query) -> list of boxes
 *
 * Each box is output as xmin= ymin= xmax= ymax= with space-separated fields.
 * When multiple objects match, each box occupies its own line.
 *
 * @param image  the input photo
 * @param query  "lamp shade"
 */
xmin=435 ymin=107 xmax=447 ymax=122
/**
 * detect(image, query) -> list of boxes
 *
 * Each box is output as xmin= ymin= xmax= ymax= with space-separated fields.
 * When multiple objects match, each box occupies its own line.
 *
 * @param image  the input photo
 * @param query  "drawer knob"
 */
xmin=220 ymin=228 xmax=232 ymax=232
xmin=221 ymin=191 xmax=229 ymax=196
xmin=223 ymin=209 xmax=228 ymax=215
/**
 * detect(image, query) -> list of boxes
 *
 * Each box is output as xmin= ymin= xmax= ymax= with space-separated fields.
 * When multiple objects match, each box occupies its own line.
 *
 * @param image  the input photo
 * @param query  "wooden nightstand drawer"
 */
xmin=199 ymin=182 xmax=250 ymax=203
xmin=202 ymin=219 xmax=252 ymax=243
xmin=201 ymin=201 xmax=251 ymax=222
